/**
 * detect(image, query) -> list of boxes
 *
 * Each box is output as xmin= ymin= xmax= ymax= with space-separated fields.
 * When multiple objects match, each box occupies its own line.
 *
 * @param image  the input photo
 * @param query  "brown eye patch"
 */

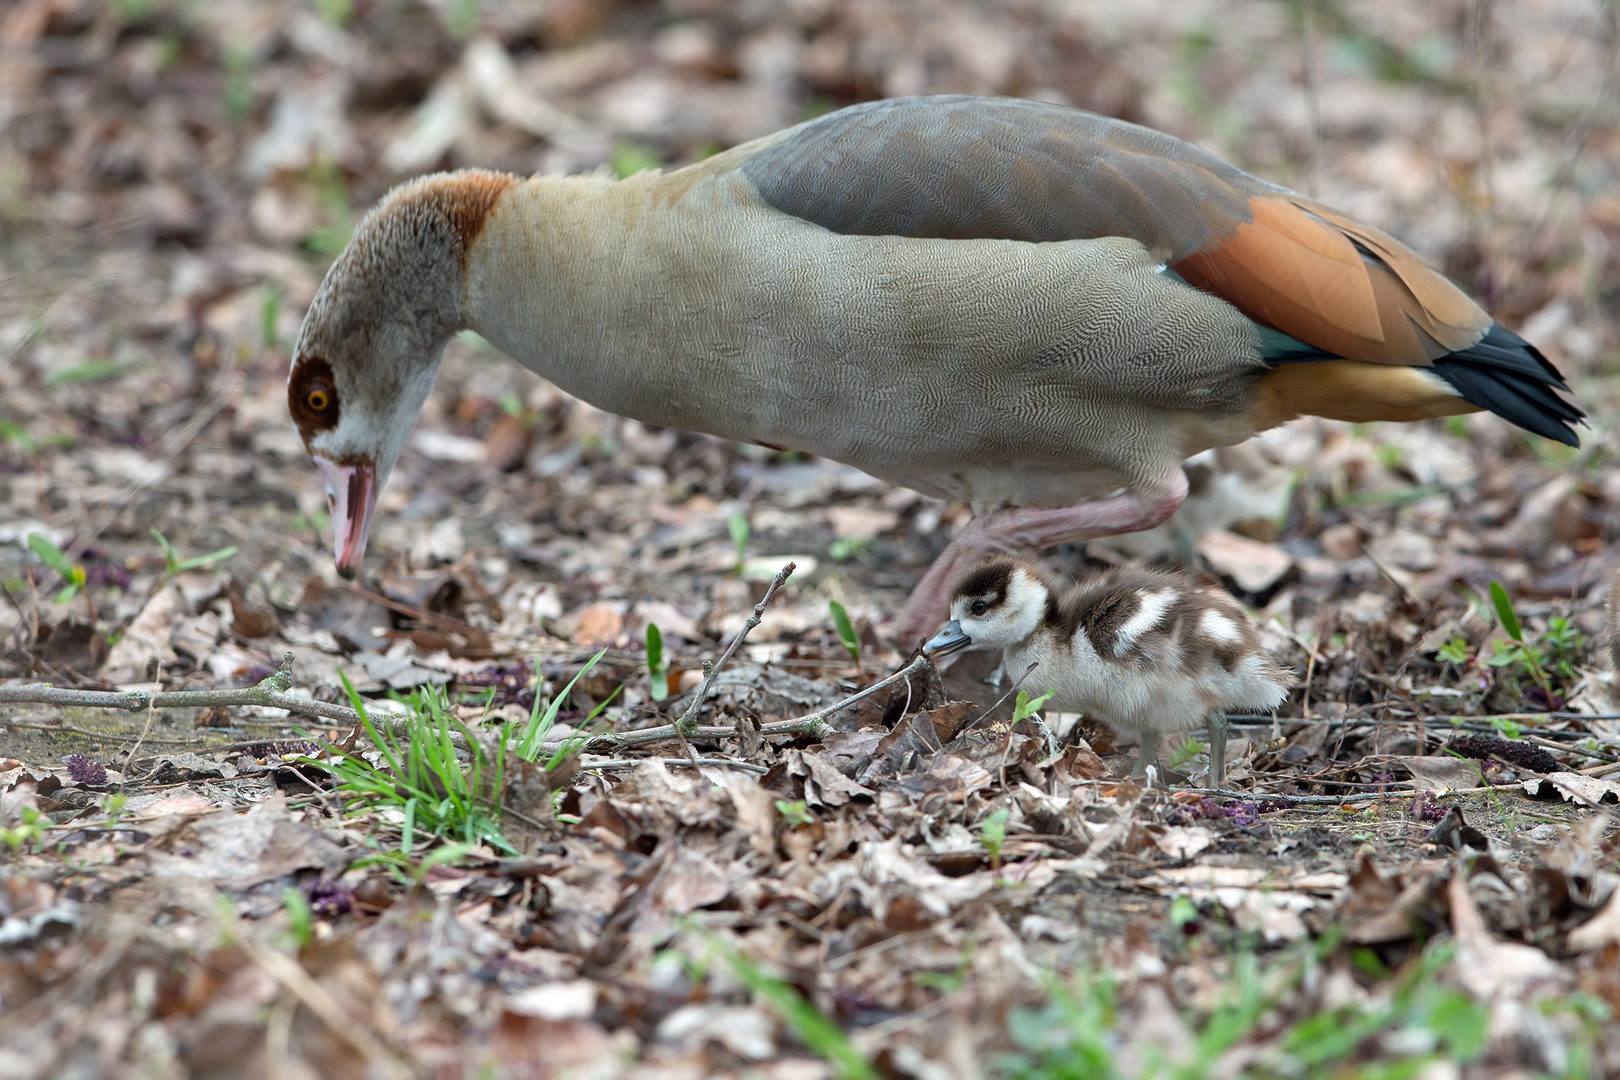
xmin=289 ymin=356 xmax=340 ymax=434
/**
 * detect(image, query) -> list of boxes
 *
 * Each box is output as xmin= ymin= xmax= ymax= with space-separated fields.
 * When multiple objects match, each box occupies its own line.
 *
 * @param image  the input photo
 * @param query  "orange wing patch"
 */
xmin=1173 ymin=194 xmax=1490 ymax=365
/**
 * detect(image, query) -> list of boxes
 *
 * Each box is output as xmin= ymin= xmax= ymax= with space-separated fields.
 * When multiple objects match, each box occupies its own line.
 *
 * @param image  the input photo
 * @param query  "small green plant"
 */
xmin=150 ymin=527 xmax=238 ymax=576
xmin=1485 ymin=582 xmax=1582 ymax=705
xmin=828 ymin=600 xmax=862 ymax=675
xmin=1010 ymin=689 xmax=1056 ymax=725
xmin=727 ymin=513 xmax=750 ymax=574
xmin=610 ymin=144 xmax=663 ymax=179
xmin=1166 ymin=737 xmax=1206 ymax=771
xmin=977 ymin=806 xmax=1011 ymax=871
xmin=0 ymin=419 xmax=34 ymax=455
xmin=352 ymin=841 xmax=477 ymax=885
xmin=314 ymin=0 xmax=352 ymax=26
xmin=153 ymin=31 xmax=184 ymax=71
xmin=1 ymin=806 xmax=47 ymax=855
xmin=312 ymin=662 xmax=614 ymax=858
xmin=260 ymin=283 xmax=282 ymax=351
xmin=828 ymin=536 xmax=867 ymax=563
xmin=514 ymin=649 xmax=607 ymax=761
xmin=1003 ymin=970 xmax=1120 ymax=1079
xmin=438 ymin=0 xmax=480 ymax=38
xmin=323 ymin=675 xmax=511 ymax=853
xmin=282 ymin=887 xmax=314 ymax=949
xmin=46 ymin=359 xmax=134 ymax=385
xmin=222 ymin=43 xmax=254 ymax=123
xmin=706 ymin=937 xmax=877 ymax=1080
xmin=109 ymin=0 xmax=158 ymax=24
xmin=912 ymin=939 xmax=977 ymax=993
xmin=27 ymin=533 xmax=85 ymax=603
xmin=1168 ymin=894 xmax=1199 ymax=931
xmin=646 ymin=623 xmax=671 ymax=702
xmin=775 ymin=799 xmax=813 ymax=826
xmin=1538 ymin=615 xmax=1585 ymax=683
xmin=1437 ymin=634 xmax=1471 ymax=666
xmin=101 ymin=793 xmax=128 ymax=830
xmin=999 ymin=937 xmax=1501 ymax=1080
xmin=1487 ymin=715 xmax=1524 ymax=740
xmin=302 ymin=157 xmax=355 ymax=258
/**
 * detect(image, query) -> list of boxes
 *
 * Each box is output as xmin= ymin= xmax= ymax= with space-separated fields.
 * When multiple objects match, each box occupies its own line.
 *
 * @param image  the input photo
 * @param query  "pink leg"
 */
xmin=897 ymin=471 xmax=1189 ymax=647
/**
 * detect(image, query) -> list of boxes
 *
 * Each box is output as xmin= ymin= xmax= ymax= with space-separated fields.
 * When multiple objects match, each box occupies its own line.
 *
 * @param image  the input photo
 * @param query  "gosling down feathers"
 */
xmin=925 ymin=559 xmax=1294 ymax=788
xmin=287 ymin=95 xmax=1581 ymax=640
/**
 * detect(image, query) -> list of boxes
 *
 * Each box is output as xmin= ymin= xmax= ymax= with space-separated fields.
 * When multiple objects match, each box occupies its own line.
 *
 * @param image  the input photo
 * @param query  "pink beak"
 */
xmin=313 ymin=457 xmax=377 ymax=579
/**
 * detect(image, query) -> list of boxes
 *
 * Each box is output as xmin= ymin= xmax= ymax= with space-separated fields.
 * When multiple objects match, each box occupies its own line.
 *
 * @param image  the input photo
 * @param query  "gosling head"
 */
xmin=924 ymin=559 xmax=1051 ymax=656
xmin=288 ymin=170 xmax=515 ymax=577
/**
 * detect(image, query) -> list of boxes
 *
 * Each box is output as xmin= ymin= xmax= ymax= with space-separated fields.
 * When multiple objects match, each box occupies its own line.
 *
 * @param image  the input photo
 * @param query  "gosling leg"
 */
xmin=1132 ymin=733 xmax=1161 ymax=782
xmin=1207 ymin=711 xmax=1228 ymax=790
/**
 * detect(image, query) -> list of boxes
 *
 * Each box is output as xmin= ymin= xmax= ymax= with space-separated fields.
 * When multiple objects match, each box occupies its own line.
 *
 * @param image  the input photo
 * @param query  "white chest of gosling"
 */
xmin=925 ymin=559 xmax=1293 ymax=787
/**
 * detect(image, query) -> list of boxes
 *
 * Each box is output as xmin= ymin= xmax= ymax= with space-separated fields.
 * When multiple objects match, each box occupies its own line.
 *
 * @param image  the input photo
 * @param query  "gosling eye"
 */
xmin=307 ymin=389 xmax=330 ymax=412
xmin=969 ymin=600 xmax=988 ymax=617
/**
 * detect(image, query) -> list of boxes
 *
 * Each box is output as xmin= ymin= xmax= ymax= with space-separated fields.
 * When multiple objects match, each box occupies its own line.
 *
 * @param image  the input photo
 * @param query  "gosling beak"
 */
xmin=924 ymin=619 xmax=972 ymax=656
xmin=313 ymin=456 xmax=377 ymax=580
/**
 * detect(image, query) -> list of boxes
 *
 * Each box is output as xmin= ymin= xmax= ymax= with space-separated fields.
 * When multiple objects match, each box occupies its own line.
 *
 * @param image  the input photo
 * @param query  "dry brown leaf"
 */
xmin=1196 ymin=528 xmax=1294 ymax=593
xmin=1521 ymin=772 xmax=1620 ymax=807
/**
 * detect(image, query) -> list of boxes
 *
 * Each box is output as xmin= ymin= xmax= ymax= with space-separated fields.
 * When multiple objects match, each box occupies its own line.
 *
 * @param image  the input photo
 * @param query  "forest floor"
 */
xmin=3 ymin=0 xmax=1620 ymax=1076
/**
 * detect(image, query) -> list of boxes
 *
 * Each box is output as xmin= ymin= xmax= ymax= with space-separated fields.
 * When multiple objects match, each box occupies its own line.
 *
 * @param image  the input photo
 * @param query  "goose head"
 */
xmin=287 ymin=171 xmax=514 ymax=577
xmin=924 ymin=559 xmax=1051 ymax=656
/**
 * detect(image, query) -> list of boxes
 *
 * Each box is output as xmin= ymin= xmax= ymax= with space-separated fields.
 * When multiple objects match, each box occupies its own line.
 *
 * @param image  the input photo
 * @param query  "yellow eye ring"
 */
xmin=306 ymin=390 xmax=330 ymax=412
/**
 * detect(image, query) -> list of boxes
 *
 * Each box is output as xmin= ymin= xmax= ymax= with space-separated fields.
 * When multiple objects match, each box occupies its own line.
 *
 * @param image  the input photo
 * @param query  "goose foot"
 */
xmin=898 ymin=472 xmax=1188 ymax=646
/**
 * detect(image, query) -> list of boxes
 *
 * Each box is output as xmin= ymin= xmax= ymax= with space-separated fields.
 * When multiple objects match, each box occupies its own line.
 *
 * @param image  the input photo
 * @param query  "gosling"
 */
xmin=924 ymin=559 xmax=1294 ymax=788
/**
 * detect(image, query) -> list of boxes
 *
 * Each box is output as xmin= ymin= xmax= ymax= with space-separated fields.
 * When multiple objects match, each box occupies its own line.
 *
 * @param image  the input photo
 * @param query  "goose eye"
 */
xmin=970 ymin=600 xmax=988 ymax=616
xmin=307 ymin=390 xmax=330 ymax=412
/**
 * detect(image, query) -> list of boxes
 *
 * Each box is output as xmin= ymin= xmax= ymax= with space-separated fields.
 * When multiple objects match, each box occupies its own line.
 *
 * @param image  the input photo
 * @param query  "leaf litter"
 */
xmin=3 ymin=0 xmax=1620 ymax=1075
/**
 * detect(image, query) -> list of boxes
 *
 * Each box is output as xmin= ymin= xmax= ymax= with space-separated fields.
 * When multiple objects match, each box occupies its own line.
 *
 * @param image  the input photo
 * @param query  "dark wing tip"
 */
xmin=1430 ymin=323 xmax=1584 ymax=446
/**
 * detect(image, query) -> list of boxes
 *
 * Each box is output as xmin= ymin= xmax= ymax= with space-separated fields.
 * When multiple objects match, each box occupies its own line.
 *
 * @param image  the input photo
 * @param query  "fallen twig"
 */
xmin=585 ymin=651 xmax=934 ymax=751
xmin=1176 ymin=784 xmax=1517 ymax=805
xmin=676 ymin=561 xmax=795 ymax=734
xmin=581 ymin=757 xmax=769 ymax=774
xmin=0 ymin=653 xmax=364 ymax=726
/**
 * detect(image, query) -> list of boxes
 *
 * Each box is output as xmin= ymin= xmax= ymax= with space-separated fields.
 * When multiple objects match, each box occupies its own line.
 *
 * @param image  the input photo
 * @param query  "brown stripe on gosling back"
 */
xmin=1046 ymin=564 xmax=1174 ymax=657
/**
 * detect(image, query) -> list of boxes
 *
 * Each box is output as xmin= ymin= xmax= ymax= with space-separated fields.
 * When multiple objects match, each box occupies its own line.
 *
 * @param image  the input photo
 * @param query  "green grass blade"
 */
xmin=1489 ymin=581 xmax=1523 ymax=642
xmin=518 ymin=648 xmax=607 ymax=760
xmin=401 ymin=796 xmax=417 ymax=854
xmin=647 ymin=623 xmax=668 ymax=701
xmin=28 ymin=532 xmax=74 ymax=577
xmin=175 ymin=546 xmax=238 ymax=572
xmin=828 ymin=601 xmax=860 ymax=665
xmin=717 ymin=942 xmax=876 ymax=1080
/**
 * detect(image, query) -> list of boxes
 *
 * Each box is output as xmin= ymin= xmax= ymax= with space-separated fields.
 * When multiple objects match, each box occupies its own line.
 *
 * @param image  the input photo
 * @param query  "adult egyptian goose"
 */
xmin=288 ymin=96 xmax=1580 ymax=640
xmin=924 ymin=559 xmax=1294 ymax=787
